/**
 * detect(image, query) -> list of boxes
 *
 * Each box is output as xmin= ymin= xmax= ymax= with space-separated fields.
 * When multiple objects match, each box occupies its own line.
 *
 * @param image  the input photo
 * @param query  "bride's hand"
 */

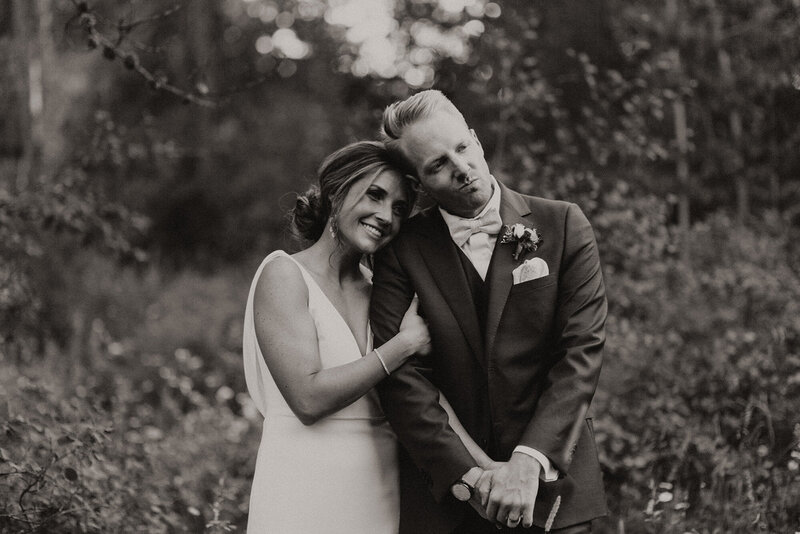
xmin=399 ymin=295 xmax=432 ymax=356
xmin=482 ymin=460 xmax=504 ymax=471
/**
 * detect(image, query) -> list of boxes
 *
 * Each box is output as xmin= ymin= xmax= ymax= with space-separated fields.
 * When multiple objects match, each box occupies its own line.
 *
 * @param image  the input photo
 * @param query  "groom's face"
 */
xmin=397 ymin=109 xmax=493 ymax=218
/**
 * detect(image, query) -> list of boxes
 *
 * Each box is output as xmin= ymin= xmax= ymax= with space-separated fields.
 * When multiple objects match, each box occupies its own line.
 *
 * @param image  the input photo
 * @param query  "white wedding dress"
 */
xmin=243 ymin=250 xmax=399 ymax=534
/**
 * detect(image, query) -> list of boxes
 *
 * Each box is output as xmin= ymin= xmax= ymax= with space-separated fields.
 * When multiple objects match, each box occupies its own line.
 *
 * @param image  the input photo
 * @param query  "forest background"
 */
xmin=2 ymin=0 xmax=800 ymax=532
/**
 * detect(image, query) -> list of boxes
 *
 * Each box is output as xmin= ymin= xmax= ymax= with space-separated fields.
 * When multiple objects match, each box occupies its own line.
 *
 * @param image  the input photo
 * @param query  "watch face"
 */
xmin=451 ymin=482 xmax=472 ymax=502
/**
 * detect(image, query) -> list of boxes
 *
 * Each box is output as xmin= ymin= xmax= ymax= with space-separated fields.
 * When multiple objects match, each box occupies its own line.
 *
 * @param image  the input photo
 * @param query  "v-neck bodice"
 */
xmin=287 ymin=254 xmax=373 ymax=358
xmin=243 ymin=250 xmax=384 ymax=421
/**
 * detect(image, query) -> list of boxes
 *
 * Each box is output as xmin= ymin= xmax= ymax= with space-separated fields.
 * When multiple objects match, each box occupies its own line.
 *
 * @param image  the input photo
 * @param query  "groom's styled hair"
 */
xmin=380 ymin=90 xmax=468 ymax=176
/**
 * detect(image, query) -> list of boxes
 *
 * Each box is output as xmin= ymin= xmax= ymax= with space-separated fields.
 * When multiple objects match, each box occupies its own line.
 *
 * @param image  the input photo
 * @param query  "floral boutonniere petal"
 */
xmin=500 ymin=223 xmax=542 ymax=260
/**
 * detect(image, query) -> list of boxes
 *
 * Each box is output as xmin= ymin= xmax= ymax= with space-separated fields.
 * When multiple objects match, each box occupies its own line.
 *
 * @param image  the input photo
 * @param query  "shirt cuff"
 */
xmin=513 ymin=446 xmax=559 ymax=482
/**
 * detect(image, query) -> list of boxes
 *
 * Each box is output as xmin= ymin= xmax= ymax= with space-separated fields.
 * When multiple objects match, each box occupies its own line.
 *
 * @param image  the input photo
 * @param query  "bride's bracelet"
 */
xmin=373 ymin=348 xmax=391 ymax=376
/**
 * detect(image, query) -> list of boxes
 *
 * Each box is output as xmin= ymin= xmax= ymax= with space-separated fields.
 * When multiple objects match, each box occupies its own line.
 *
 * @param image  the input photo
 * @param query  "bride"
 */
xmin=242 ymin=141 xmax=492 ymax=533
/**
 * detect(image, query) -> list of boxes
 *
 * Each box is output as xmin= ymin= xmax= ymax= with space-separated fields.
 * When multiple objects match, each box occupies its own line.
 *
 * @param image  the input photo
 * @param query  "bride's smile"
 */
xmin=360 ymin=221 xmax=386 ymax=239
xmin=334 ymin=169 xmax=409 ymax=255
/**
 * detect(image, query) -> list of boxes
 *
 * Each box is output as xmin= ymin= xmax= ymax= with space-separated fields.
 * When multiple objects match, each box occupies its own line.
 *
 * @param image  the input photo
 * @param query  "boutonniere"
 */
xmin=500 ymin=223 xmax=542 ymax=260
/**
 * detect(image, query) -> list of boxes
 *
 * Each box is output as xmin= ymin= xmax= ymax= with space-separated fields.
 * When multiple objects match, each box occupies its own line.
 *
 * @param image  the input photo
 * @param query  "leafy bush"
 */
xmin=594 ymin=212 xmax=800 ymax=533
xmin=0 ymin=170 xmax=146 ymax=363
xmin=0 ymin=353 xmax=259 ymax=533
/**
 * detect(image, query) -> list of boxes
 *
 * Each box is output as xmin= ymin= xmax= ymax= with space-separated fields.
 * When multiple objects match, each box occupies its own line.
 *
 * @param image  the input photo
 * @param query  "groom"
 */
xmin=370 ymin=90 xmax=607 ymax=533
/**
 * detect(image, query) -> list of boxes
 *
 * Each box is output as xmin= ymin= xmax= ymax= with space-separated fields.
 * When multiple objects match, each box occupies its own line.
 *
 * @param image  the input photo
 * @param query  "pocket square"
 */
xmin=512 ymin=257 xmax=549 ymax=284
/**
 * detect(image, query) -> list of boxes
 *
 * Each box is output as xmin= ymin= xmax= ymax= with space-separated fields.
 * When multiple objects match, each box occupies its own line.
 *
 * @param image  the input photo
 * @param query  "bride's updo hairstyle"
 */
xmin=291 ymin=140 xmax=416 ymax=245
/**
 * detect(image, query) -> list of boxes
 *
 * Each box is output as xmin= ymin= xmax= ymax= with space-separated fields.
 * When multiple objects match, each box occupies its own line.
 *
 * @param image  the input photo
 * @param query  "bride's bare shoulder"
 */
xmin=254 ymin=254 xmax=308 ymax=310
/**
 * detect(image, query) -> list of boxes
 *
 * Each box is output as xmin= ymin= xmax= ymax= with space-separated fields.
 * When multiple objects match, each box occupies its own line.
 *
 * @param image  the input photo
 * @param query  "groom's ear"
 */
xmin=469 ymin=128 xmax=483 ymax=149
xmin=405 ymin=173 xmax=425 ymax=196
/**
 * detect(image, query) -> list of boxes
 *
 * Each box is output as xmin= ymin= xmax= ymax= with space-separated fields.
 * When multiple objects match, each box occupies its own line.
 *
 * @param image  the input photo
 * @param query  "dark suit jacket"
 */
xmin=370 ymin=183 xmax=608 ymax=533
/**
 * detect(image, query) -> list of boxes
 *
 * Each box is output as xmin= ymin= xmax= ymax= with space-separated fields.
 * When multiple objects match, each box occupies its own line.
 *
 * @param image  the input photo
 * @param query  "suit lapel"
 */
xmin=416 ymin=209 xmax=485 ymax=368
xmin=484 ymin=183 xmax=534 ymax=357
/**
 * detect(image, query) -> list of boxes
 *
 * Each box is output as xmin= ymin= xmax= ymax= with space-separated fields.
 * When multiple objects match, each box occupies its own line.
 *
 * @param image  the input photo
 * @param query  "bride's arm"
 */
xmin=438 ymin=392 xmax=494 ymax=469
xmin=253 ymin=257 xmax=428 ymax=425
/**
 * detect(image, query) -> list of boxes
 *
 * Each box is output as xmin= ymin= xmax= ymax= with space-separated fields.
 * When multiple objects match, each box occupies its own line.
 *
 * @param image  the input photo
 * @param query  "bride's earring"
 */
xmin=328 ymin=217 xmax=338 ymax=239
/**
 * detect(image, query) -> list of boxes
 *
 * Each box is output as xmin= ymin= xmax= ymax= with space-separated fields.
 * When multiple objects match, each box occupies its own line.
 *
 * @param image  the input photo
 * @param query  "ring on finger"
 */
xmin=507 ymin=514 xmax=522 ymax=526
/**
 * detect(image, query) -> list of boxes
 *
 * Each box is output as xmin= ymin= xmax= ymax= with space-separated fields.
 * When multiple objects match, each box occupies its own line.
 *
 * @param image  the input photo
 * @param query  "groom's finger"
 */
xmin=521 ymin=495 xmax=535 ymax=529
xmin=475 ymin=470 xmax=493 ymax=508
xmin=497 ymin=496 xmax=522 ymax=528
xmin=485 ymin=487 xmax=504 ymax=523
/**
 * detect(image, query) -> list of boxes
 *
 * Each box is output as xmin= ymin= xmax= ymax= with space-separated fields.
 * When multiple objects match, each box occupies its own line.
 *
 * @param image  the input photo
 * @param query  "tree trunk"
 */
xmin=666 ymin=0 xmax=691 ymax=264
xmin=731 ymin=109 xmax=748 ymax=225
xmin=7 ymin=0 xmax=35 ymax=192
xmin=184 ymin=2 xmax=217 ymax=174
xmin=33 ymin=0 xmax=59 ymax=179
xmin=711 ymin=1 xmax=748 ymax=225
xmin=673 ymin=96 xmax=691 ymax=264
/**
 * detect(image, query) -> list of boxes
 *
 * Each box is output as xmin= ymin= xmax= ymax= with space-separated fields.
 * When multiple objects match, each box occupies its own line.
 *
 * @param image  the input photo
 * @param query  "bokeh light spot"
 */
xmin=275 ymin=11 xmax=295 ymax=28
xmin=484 ymin=2 xmax=501 ymax=18
xmin=297 ymin=0 xmax=325 ymax=21
xmin=439 ymin=0 xmax=466 ymax=13
xmin=404 ymin=67 xmax=426 ymax=87
xmin=246 ymin=2 xmax=262 ymax=18
xmin=463 ymin=19 xmax=484 ymax=37
xmin=409 ymin=47 xmax=434 ymax=65
xmin=255 ymin=35 xmax=274 ymax=54
xmin=404 ymin=65 xmax=434 ymax=87
xmin=277 ymin=59 xmax=298 ymax=77
xmin=476 ymin=64 xmax=493 ymax=81
xmin=466 ymin=2 xmax=484 ymax=17
xmin=259 ymin=3 xmax=279 ymax=23
xmin=273 ymin=28 xmax=311 ymax=59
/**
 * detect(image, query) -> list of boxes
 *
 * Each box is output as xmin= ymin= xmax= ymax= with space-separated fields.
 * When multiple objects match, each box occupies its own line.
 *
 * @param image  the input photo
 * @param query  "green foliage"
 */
xmin=608 ymin=0 xmax=800 ymax=214
xmin=0 ymin=354 xmax=258 ymax=533
xmin=0 ymin=171 xmax=146 ymax=360
xmin=594 ymin=213 xmax=800 ymax=532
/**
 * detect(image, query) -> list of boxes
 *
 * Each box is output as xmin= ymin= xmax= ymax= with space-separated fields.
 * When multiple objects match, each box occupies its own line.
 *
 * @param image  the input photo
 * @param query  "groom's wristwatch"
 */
xmin=451 ymin=467 xmax=482 ymax=502
xmin=451 ymin=480 xmax=474 ymax=502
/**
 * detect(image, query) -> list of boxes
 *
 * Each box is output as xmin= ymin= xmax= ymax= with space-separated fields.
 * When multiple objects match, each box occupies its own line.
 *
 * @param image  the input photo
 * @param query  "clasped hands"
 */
xmin=464 ymin=453 xmax=541 ymax=529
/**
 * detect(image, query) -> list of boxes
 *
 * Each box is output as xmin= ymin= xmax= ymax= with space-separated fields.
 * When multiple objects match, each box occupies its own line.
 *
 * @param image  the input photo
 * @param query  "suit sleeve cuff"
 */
xmin=513 ymin=446 xmax=559 ymax=482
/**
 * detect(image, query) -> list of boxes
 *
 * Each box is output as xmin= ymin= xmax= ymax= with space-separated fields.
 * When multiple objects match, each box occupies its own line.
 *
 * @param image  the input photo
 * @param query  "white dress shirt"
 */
xmin=440 ymin=177 xmax=559 ymax=482
xmin=439 ymin=177 xmax=502 ymax=281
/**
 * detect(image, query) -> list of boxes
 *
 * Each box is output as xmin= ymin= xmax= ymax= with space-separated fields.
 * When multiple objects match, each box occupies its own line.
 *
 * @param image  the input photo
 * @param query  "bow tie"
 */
xmin=447 ymin=208 xmax=503 ymax=247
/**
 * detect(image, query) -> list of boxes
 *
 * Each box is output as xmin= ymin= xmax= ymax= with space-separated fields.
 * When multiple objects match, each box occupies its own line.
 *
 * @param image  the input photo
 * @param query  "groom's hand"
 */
xmin=476 ymin=453 xmax=540 ymax=528
xmin=468 ymin=494 xmax=491 ymax=521
xmin=453 ymin=466 xmax=491 ymax=521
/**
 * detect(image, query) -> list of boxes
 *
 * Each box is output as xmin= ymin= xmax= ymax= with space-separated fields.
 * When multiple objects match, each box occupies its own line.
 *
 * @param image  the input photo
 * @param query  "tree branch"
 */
xmin=69 ymin=0 xmax=217 ymax=107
